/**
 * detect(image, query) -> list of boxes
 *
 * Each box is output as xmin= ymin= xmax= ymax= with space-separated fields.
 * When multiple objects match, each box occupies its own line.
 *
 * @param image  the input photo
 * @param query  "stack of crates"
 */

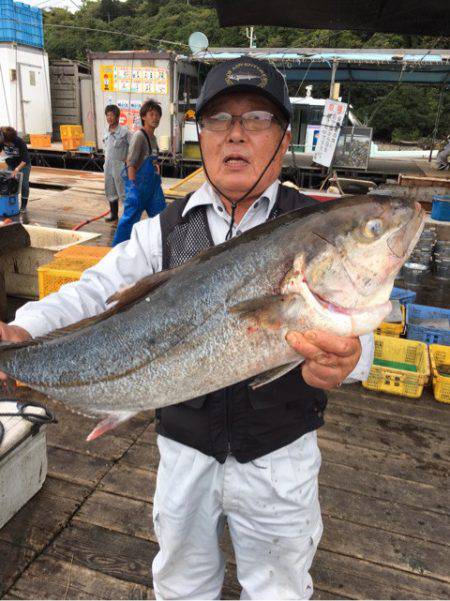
xmin=0 ymin=0 xmax=15 ymax=42
xmin=0 ymin=0 xmax=44 ymax=47
xmin=29 ymin=134 xmax=51 ymax=148
xmin=60 ymin=125 xmax=84 ymax=151
xmin=375 ymin=287 xmax=416 ymax=338
xmin=37 ymin=246 xmax=110 ymax=298
xmin=363 ymin=335 xmax=430 ymax=399
xmin=429 ymin=345 xmax=450 ymax=403
xmin=406 ymin=304 xmax=450 ymax=345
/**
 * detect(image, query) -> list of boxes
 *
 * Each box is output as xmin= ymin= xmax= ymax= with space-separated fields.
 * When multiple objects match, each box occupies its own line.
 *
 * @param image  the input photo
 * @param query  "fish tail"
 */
xmin=86 ymin=410 xmax=138 ymax=441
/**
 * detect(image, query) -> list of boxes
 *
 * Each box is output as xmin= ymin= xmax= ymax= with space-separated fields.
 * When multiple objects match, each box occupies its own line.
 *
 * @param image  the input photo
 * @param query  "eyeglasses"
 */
xmin=199 ymin=111 xmax=282 ymax=132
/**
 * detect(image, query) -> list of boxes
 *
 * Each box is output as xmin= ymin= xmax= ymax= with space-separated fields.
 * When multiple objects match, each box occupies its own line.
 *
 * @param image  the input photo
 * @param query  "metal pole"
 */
xmin=329 ymin=60 xmax=338 ymax=98
xmin=429 ymin=84 xmax=446 ymax=162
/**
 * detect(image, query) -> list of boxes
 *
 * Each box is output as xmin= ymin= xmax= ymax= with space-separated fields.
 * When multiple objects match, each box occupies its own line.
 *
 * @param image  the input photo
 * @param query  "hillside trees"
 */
xmin=42 ymin=0 xmax=450 ymax=141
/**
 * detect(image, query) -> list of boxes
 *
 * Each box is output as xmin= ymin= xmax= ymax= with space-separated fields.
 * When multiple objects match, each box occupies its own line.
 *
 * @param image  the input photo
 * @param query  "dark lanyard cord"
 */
xmin=195 ymin=121 xmax=289 ymax=240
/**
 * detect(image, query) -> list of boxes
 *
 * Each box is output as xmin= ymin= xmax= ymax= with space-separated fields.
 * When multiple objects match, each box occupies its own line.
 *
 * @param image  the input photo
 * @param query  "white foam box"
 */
xmin=0 ymin=423 xmax=47 ymax=530
xmin=0 ymin=224 xmax=101 ymax=298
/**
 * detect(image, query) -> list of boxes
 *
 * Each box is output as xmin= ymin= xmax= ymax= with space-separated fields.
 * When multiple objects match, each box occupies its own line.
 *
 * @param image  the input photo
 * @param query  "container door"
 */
xmin=80 ymin=77 xmax=96 ymax=145
xmin=19 ymin=64 xmax=48 ymax=134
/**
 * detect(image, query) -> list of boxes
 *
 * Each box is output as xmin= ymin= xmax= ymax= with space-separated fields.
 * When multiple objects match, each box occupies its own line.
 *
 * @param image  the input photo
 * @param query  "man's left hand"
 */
xmin=286 ymin=330 xmax=362 ymax=390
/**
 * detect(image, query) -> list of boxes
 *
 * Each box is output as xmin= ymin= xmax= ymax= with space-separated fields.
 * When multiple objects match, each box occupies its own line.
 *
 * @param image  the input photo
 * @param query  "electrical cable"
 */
xmin=42 ymin=23 xmax=190 ymax=49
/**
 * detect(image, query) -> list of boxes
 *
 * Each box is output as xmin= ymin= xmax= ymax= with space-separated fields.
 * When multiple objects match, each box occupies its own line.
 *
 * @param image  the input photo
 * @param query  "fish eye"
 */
xmin=363 ymin=218 xmax=384 ymax=239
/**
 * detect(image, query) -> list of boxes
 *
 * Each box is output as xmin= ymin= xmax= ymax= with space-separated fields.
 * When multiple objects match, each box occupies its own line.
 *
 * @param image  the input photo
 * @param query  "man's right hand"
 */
xmin=0 ymin=322 xmax=32 ymax=381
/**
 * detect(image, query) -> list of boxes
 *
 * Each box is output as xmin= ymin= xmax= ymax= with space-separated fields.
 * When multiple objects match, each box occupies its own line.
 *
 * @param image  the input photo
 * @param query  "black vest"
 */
xmin=155 ymin=185 xmax=327 ymax=463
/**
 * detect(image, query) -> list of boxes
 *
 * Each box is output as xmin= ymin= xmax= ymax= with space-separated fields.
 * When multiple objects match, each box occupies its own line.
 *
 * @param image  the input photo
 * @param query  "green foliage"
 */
xmin=42 ymin=0 xmax=450 ymax=140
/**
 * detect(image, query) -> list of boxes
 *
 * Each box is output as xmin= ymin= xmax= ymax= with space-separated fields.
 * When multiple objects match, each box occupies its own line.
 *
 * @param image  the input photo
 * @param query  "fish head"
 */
xmin=284 ymin=194 xmax=425 ymax=335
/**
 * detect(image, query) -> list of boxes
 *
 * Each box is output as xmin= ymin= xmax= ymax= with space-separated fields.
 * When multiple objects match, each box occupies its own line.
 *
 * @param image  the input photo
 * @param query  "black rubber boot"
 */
xmin=105 ymin=201 xmax=119 ymax=222
xmin=20 ymin=197 xmax=28 ymax=212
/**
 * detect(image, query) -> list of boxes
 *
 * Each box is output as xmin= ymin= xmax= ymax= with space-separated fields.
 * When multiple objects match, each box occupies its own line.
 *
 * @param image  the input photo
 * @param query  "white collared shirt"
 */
xmin=11 ymin=180 xmax=373 ymax=381
xmin=185 ymin=180 xmax=280 ymax=244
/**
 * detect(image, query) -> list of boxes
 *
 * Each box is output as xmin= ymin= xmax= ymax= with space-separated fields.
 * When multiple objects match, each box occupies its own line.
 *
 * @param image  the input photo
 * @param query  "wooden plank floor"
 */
xmin=0 ymin=384 xmax=448 ymax=600
xmin=1 ymin=167 xmax=449 ymax=599
xmin=16 ymin=166 xmax=180 ymax=248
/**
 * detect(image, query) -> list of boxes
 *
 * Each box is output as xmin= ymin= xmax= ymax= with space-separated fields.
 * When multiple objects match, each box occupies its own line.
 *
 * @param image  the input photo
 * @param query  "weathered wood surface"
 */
xmin=15 ymin=166 xmax=179 ymax=249
xmin=1 ymin=379 xmax=449 ymax=600
xmin=399 ymin=173 xmax=450 ymax=188
xmin=0 ymin=224 xmax=30 ymax=253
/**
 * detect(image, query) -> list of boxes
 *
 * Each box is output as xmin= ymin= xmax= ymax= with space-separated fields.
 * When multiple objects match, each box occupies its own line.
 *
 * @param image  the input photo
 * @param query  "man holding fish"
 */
xmin=0 ymin=58 xmax=424 ymax=599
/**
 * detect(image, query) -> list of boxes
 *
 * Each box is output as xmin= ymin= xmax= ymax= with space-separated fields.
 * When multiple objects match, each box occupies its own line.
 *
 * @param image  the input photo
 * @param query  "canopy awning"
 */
xmin=193 ymin=48 xmax=450 ymax=85
xmin=215 ymin=0 xmax=450 ymax=36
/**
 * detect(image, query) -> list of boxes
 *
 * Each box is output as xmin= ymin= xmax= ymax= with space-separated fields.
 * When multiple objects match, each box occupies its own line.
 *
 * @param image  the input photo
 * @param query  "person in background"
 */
xmin=436 ymin=134 xmax=450 ymax=170
xmin=112 ymin=100 xmax=166 ymax=246
xmin=128 ymin=99 xmax=161 ymax=179
xmin=103 ymin=105 xmax=132 ymax=222
xmin=0 ymin=126 xmax=31 ymax=212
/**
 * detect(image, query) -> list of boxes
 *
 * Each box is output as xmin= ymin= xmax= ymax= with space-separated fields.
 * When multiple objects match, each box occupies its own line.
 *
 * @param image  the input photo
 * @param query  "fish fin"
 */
xmin=249 ymin=360 xmax=303 ymax=389
xmin=228 ymin=295 xmax=286 ymax=318
xmin=106 ymin=267 xmax=180 ymax=308
xmin=86 ymin=410 xmax=137 ymax=441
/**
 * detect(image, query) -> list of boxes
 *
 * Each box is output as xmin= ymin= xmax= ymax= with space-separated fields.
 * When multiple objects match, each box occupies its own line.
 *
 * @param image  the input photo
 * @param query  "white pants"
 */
xmin=152 ymin=432 xmax=323 ymax=600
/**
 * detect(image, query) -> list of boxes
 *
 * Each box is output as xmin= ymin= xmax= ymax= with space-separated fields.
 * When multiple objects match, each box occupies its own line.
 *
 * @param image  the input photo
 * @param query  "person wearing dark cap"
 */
xmin=0 ymin=57 xmax=373 ymax=599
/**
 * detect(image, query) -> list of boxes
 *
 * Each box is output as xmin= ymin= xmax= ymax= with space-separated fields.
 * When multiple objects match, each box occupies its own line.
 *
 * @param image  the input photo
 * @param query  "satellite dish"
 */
xmin=189 ymin=31 xmax=209 ymax=54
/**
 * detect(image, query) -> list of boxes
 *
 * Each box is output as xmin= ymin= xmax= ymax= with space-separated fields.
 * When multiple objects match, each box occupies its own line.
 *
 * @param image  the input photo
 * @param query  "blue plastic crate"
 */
xmin=431 ymin=196 xmax=450 ymax=222
xmin=390 ymin=286 xmax=417 ymax=305
xmin=0 ymin=195 xmax=19 ymax=217
xmin=0 ymin=6 xmax=15 ymax=17
xmin=406 ymin=303 xmax=450 ymax=345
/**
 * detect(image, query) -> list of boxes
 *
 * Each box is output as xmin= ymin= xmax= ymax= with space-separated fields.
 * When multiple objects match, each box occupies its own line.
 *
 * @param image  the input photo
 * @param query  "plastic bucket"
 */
xmin=431 ymin=196 xmax=450 ymax=222
xmin=0 ymin=194 xmax=19 ymax=216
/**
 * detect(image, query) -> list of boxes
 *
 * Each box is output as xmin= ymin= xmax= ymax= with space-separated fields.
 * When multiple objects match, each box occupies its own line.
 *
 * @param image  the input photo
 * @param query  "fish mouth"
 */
xmin=309 ymin=286 xmax=391 ymax=316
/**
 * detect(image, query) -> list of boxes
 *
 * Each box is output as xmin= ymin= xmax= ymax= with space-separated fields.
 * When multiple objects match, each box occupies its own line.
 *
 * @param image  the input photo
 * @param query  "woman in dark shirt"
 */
xmin=0 ymin=126 xmax=31 ymax=212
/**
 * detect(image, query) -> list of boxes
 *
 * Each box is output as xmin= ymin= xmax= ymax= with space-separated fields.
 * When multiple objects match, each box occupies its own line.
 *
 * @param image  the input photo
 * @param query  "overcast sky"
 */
xmin=25 ymin=0 xmax=84 ymax=12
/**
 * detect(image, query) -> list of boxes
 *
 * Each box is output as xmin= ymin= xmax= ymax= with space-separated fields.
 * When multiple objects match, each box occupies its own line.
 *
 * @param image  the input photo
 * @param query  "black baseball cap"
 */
xmin=196 ymin=57 xmax=292 ymax=122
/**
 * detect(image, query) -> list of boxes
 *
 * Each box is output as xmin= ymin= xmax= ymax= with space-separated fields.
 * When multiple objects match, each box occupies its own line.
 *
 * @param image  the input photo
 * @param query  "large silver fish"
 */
xmin=0 ymin=195 xmax=424 ymax=438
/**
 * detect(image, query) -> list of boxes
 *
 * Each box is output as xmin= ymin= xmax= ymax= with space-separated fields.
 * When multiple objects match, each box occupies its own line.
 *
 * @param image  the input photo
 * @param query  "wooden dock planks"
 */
xmin=0 ymin=382 xmax=448 ymax=600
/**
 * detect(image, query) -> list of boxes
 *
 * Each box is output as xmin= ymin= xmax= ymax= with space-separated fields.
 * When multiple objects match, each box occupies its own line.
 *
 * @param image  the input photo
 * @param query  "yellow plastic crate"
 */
xmin=376 ymin=305 xmax=406 ymax=337
xmin=429 ymin=344 xmax=450 ymax=403
xmin=363 ymin=335 xmax=430 ymax=398
xmin=29 ymin=134 xmax=51 ymax=148
xmin=37 ymin=256 xmax=103 ymax=298
xmin=60 ymin=124 xmax=83 ymax=138
xmin=54 ymin=245 xmax=110 ymax=261
xmin=61 ymin=136 xmax=84 ymax=151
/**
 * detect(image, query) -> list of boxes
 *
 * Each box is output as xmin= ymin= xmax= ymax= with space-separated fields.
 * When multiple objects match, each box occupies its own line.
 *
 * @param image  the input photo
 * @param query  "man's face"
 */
xmin=106 ymin=111 xmax=118 ymax=126
xmin=199 ymin=92 xmax=291 ymax=203
xmin=142 ymin=109 xmax=161 ymax=129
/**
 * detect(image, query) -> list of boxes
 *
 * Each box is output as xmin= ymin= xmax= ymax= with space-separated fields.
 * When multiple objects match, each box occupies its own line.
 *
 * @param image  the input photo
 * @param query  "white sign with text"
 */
xmin=313 ymin=99 xmax=348 ymax=167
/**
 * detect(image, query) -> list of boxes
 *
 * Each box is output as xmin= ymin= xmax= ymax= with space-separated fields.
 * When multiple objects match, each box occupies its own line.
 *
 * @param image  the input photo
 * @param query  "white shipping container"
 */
xmin=89 ymin=51 xmax=197 ymax=154
xmin=0 ymin=42 xmax=52 ymax=136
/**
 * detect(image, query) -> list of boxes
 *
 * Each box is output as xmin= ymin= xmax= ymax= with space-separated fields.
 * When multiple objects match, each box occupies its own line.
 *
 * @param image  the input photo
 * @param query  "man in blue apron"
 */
xmin=112 ymin=100 xmax=166 ymax=246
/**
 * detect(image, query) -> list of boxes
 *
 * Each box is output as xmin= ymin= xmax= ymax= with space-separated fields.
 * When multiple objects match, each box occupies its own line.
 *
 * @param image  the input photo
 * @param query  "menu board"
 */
xmin=100 ymin=65 xmax=168 ymax=95
xmin=313 ymin=99 xmax=347 ymax=167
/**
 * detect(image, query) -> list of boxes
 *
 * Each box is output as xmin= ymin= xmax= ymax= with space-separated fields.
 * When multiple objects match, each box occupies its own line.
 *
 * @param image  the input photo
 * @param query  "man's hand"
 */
xmin=0 ymin=322 xmax=32 ymax=381
xmin=286 ymin=329 xmax=362 ymax=390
